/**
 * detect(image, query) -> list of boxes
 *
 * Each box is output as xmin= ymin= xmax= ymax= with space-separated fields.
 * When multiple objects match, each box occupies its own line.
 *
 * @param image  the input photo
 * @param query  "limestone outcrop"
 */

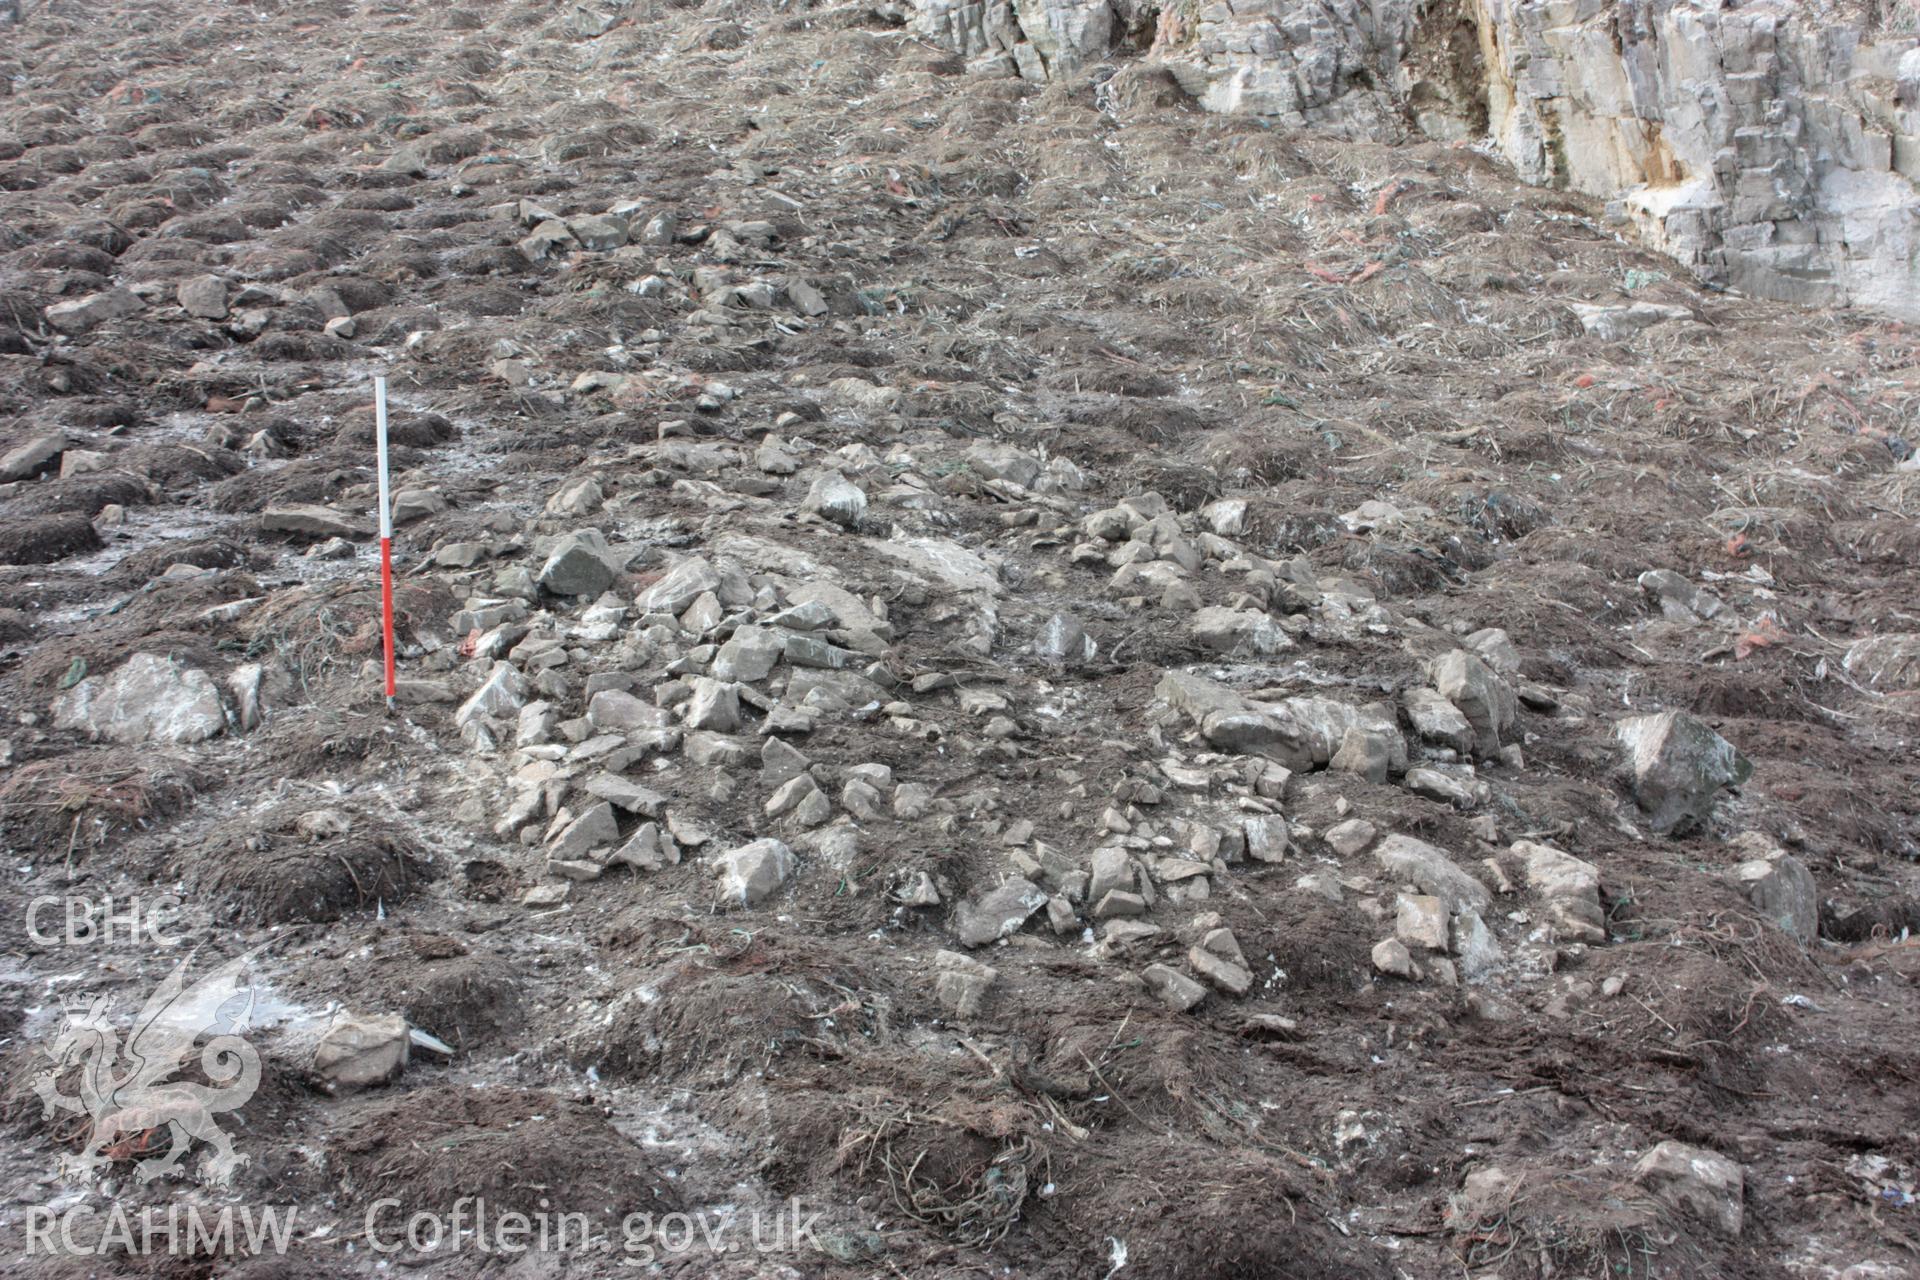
xmin=910 ymin=0 xmax=1920 ymax=316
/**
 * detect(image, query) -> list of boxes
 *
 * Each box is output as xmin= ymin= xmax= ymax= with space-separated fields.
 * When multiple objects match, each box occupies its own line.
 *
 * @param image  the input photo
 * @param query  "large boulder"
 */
xmin=0 ymin=433 xmax=66 ymax=482
xmin=1514 ymin=840 xmax=1606 ymax=943
xmin=1154 ymin=671 xmax=1403 ymax=772
xmin=1428 ymin=650 xmax=1517 ymax=759
xmin=952 ymin=876 xmax=1048 ymax=947
xmin=52 ymin=653 xmax=226 ymax=744
xmin=1632 ymin=1141 xmax=1744 ymax=1238
xmin=1373 ymin=834 xmax=1490 ymax=916
xmin=45 ymin=288 xmax=144 ymax=334
xmin=1616 ymin=711 xmax=1751 ymax=835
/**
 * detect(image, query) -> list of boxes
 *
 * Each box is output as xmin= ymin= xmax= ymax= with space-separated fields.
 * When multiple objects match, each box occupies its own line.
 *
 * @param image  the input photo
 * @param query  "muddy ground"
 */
xmin=0 ymin=0 xmax=1917 ymax=1277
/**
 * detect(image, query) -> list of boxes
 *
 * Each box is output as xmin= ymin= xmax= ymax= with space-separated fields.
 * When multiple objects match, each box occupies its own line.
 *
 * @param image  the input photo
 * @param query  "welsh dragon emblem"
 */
xmin=33 ymin=951 xmax=262 ymax=1185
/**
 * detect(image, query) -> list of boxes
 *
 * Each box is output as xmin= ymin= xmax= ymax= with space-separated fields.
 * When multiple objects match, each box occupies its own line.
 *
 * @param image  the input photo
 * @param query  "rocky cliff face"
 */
xmin=912 ymin=0 xmax=1920 ymax=316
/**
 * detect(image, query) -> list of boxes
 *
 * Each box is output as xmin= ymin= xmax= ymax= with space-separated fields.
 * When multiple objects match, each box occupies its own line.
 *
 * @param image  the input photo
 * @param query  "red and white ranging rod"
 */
xmin=374 ymin=375 xmax=397 ymax=712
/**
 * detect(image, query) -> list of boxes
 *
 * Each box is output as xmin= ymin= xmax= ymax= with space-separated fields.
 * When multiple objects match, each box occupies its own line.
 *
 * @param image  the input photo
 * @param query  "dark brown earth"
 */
xmin=0 ymin=1 xmax=1917 ymax=1278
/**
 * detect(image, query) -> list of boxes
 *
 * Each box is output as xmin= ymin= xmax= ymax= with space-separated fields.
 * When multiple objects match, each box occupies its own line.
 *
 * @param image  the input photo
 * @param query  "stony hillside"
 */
xmin=0 ymin=1 xmax=1918 ymax=1277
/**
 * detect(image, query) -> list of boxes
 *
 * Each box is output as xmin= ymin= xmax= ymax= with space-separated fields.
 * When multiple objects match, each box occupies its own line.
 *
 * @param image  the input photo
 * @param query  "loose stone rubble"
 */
xmin=0 ymin=2 xmax=1915 ymax=1276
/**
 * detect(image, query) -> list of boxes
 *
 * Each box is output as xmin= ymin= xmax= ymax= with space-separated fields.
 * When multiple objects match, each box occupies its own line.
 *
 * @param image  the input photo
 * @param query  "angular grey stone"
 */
xmin=952 ymin=876 xmax=1047 ymax=946
xmin=313 ymin=1012 xmax=409 ymax=1090
xmin=1617 ymin=710 xmax=1752 ymax=835
xmin=1371 ymin=938 xmax=1417 ymax=979
xmin=262 ymin=503 xmax=365 ymax=539
xmin=802 ymin=471 xmax=866 ymax=527
xmin=1035 ymin=612 xmax=1096 ymax=664
xmin=452 ymin=598 xmax=529 ymax=633
xmin=538 ymin=532 xmax=624 ymax=597
xmin=584 ymin=772 xmax=667 ymax=817
xmin=177 ymin=274 xmax=229 ymax=320
xmin=58 ymin=448 xmax=106 ymax=478
xmin=1429 ymin=650 xmax=1517 ymax=759
xmin=870 ymin=536 xmax=1001 ymax=595
xmin=456 ymin=662 xmax=529 ymax=729
xmin=965 ymin=443 xmax=1042 ymax=488
xmin=714 ymin=838 xmax=796 ymax=905
xmin=1142 ymin=963 xmax=1207 ymax=1012
xmin=792 ymin=789 xmax=834 ymax=828
xmin=782 ymin=633 xmax=860 ymax=670
xmin=1324 ymin=817 xmax=1377 ymax=856
xmin=1330 ymin=725 xmax=1391 ymax=783
xmin=518 ymin=218 xmax=577 ymax=262
xmin=1404 ymin=766 xmax=1482 ymax=810
xmin=548 ymin=802 xmax=619 ymax=861
xmin=46 ymin=288 xmax=144 ymax=334
xmin=683 ymin=677 xmax=741 ymax=732
xmin=1465 ymin=628 xmax=1521 ymax=676
xmin=638 ymin=211 xmax=679 ymax=244
xmin=1190 ymin=606 xmax=1291 ymax=656
xmin=1632 ymin=1142 xmax=1744 ymax=1238
xmin=1243 ymin=814 xmax=1291 ymax=863
xmin=1155 ymin=671 xmax=1296 ymax=759
xmin=636 ymin=556 xmax=721 ymax=614
xmin=517 ymin=701 xmax=557 ymax=746
xmin=685 ymin=731 xmax=750 ymax=767
xmin=586 ymin=688 xmax=669 ymax=733
xmin=713 ymin=624 xmax=783 ymax=682
xmin=766 ymin=772 xmax=822 ymax=818
xmin=1189 ymin=930 xmax=1253 ymax=995
xmin=760 ymin=737 xmax=812 ymax=786
xmin=0 ymin=434 xmax=66 ymax=483
xmin=893 ymin=782 xmax=935 ymax=819
xmin=679 ymin=591 xmax=723 ymax=637
xmin=934 ymin=950 xmax=999 ymax=1016
xmin=1200 ymin=498 xmax=1249 ymax=535
xmin=609 ymin=821 xmax=677 ymax=871
xmin=545 ymin=477 xmax=604 ymax=517
xmin=1374 ymin=834 xmax=1490 ymax=915
xmin=1515 ymin=840 xmax=1606 ymax=943
xmin=566 ymin=213 xmax=629 ymax=251
xmin=1402 ymin=687 xmax=1474 ymax=755
xmin=754 ymin=435 xmax=801 ymax=474
xmin=849 ymin=762 xmax=894 ymax=789
xmin=786 ymin=279 xmax=828 ymax=317
xmin=1157 ymin=672 xmax=1407 ymax=772
xmin=1733 ymin=842 xmax=1817 ymax=944
xmin=842 ymin=778 xmax=885 ymax=820
xmin=1395 ymin=894 xmax=1449 ymax=951
xmin=1449 ymin=910 xmax=1502 ymax=979
xmin=1638 ymin=568 xmax=1726 ymax=622
xmin=1087 ymin=847 xmax=1135 ymax=904
xmin=52 ymin=653 xmax=225 ymax=744
xmin=390 ymin=489 xmax=446 ymax=524
xmin=782 ymin=582 xmax=887 ymax=635
xmin=547 ymin=857 xmax=604 ymax=882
